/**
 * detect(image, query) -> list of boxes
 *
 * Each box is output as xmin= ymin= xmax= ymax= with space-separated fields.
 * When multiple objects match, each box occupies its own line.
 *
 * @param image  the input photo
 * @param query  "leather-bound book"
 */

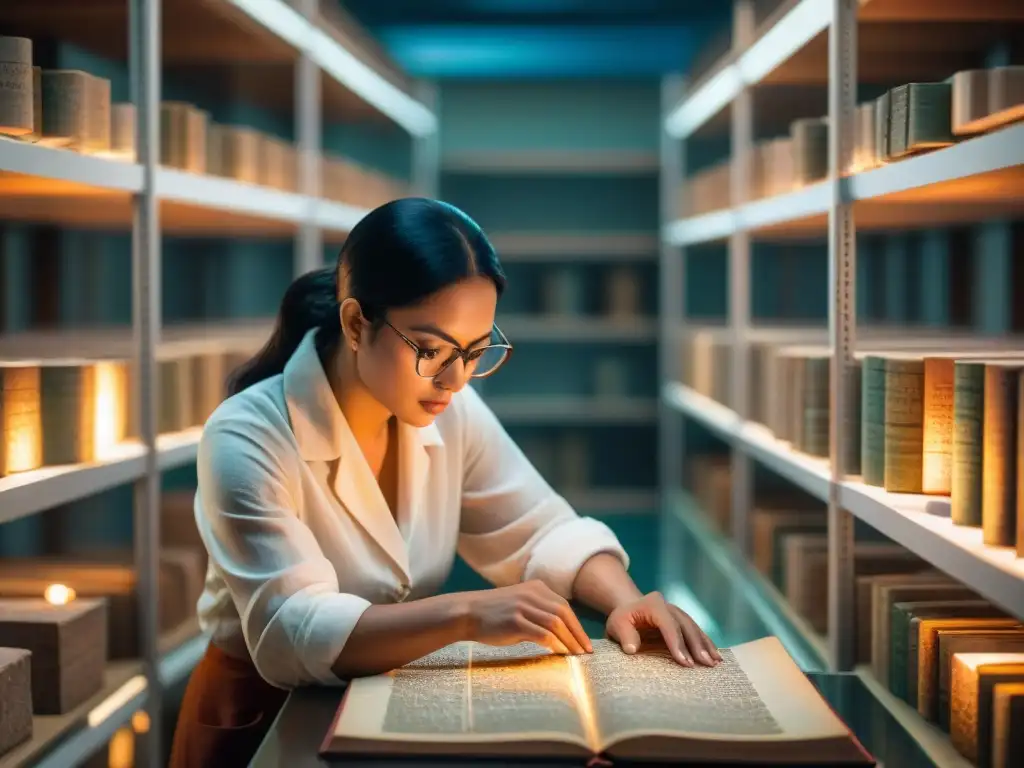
xmin=871 ymin=581 xmax=977 ymax=685
xmin=992 ymin=682 xmax=1024 ymax=768
xmin=0 ymin=647 xmax=32 ymax=755
xmin=935 ymin=630 xmax=1024 ymax=729
xmin=922 ymin=356 xmax=956 ymax=494
xmin=950 ymin=653 xmax=1024 ymax=766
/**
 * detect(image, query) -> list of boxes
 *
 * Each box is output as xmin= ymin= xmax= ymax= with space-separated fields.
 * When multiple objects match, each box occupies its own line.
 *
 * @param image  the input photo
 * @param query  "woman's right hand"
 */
xmin=459 ymin=580 xmax=593 ymax=656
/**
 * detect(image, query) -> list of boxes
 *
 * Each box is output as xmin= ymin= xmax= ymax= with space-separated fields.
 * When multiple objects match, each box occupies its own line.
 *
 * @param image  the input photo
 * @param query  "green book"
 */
xmin=952 ymin=361 xmax=985 ymax=526
xmin=861 ymin=356 xmax=887 ymax=486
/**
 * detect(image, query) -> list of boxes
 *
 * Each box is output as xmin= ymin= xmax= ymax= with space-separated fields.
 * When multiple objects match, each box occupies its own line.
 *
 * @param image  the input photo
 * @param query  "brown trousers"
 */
xmin=168 ymin=642 xmax=288 ymax=768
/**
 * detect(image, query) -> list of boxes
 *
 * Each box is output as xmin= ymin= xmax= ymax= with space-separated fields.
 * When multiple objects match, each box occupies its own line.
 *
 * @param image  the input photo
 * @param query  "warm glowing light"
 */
xmin=107 ymin=726 xmax=135 ymax=768
xmin=131 ymin=710 xmax=150 ymax=733
xmin=44 ymin=583 xmax=76 ymax=605
xmin=1 ymin=365 xmax=43 ymax=475
xmin=93 ymin=361 xmax=127 ymax=458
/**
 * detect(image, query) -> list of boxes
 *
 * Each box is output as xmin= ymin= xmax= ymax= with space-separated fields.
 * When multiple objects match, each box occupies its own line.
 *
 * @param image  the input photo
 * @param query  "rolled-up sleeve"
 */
xmin=196 ymin=417 xmax=371 ymax=689
xmin=456 ymin=386 xmax=629 ymax=598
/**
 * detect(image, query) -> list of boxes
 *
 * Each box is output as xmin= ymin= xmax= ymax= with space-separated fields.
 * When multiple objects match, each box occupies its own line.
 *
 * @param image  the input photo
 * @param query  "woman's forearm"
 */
xmin=332 ymin=593 xmax=471 ymax=679
xmin=571 ymin=552 xmax=644 ymax=617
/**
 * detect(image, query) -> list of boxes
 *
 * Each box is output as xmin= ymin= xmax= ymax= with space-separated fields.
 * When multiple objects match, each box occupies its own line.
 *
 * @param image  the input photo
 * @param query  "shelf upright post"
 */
xmin=130 ymin=0 xmax=162 ymax=761
xmin=412 ymin=82 xmax=440 ymax=199
xmin=729 ymin=0 xmax=755 ymax=556
xmin=826 ymin=0 xmax=859 ymax=672
xmin=658 ymin=74 xmax=686 ymax=588
xmin=295 ymin=0 xmax=322 ymax=277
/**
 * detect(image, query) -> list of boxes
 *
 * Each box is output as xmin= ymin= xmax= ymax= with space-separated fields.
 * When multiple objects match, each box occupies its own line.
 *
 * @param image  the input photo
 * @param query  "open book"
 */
xmin=320 ymin=636 xmax=873 ymax=764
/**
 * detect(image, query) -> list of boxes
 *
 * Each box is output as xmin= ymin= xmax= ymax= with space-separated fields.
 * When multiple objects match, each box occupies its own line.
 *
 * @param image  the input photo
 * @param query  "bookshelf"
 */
xmin=659 ymin=0 xmax=1024 ymax=762
xmin=0 ymin=1 xmax=438 ymax=766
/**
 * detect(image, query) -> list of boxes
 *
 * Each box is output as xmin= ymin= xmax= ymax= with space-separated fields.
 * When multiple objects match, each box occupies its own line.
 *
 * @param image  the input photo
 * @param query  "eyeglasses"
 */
xmin=385 ymin=321 xmax=513 ymax=379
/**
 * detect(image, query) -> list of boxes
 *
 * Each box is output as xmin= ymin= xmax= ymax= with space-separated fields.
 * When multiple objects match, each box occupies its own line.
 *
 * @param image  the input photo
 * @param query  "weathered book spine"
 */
xmin=952 ymin=362 xmax=985 ymax=526
xmin=0 ymin=36 xmax=33 ymax=138
xmin=0 ymin=365 xmax=43 ymax=477
xmin=951 ymin=69 xmax=991 ymax=135
xmin=802 ymin=356 xmax=830 ymax=457
xmin=884 ymin=357 xmax=925 ymax=493
xmin=40 ymin=364 xmax=97 ymax=465
xmin=874 ymin=91 xmax=892 ymax=164
xmin=922 ymin=357 xmax=956 ymax=494
xmin=111 ymin=103 xmax=136 ymax=159
xmin=890 ymin=82 xmax=955 ymax=157
xmin=41 ymin=69 xmax=89 ymax=149
xmin=790 ymin=116 xmax=829 ymax=185
xmin=861 ymin=356 xmax=887 ymax=486
xmin=844 ymin=359 xmax=863 ymax=476
xmin=983 ymin=364 xmax=1021 ymax=546
xmin=84 ymin=74 xmax=111 ymax=152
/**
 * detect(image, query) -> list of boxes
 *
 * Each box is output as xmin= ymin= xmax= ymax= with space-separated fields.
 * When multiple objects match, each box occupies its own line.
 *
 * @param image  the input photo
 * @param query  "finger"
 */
xmin=669 ymin=605 xmax=722 ymax=663
xmin=653 ymin=605 xmax=692 ymax=667
xmin=515 ymin=615 xmax=569 ymax=655
xmin=674 ymin=610 xmax=712 ymax=667
xmin=547 ymin=598 xmax=592 ymax=653
xmin=606 ymin=615 xmax=643 ymax=655
xmin=523 ymin=605 xmax=587 ymax=656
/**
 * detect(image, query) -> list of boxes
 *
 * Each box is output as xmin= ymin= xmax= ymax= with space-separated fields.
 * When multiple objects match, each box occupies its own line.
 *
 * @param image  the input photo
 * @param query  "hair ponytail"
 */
xmin=226 ymin=266 xmax=341 ymax=396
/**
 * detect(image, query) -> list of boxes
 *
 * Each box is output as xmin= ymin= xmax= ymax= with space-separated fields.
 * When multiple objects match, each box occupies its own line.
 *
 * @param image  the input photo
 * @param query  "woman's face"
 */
xmin=352 ymin=276 xmax=498 ymax=427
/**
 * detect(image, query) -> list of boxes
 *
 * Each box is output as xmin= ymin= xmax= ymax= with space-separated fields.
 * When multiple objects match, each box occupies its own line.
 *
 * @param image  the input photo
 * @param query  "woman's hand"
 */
xmin=461 ymin=580 xmax=593 ymax=656
xmin=605 ymin=591 xmax=722 ymax=667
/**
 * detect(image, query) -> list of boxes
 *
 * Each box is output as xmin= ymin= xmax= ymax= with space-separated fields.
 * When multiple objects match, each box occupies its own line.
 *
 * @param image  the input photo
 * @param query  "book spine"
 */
xmin=983 ymin=365 xmax=1022 ymax=546
xmin=0 ymin=36 xmax=33 ymax=138
xmin=0 ymin=365 xmax=43 ymax=476
xmin=951 ymin=69 xmax=990 ymax=135
xmin=905 ymin=82 xmax=954 ymax=153
xmin=922 ymin=357 xmax=956 ymax=494
xmin=41 ymin=70 xmax=89 ymax=149
xmin=111 ymin=103 xmax=136 ymax=159
xmin=844 ymin=359 xmax=863 ymax=476
xmin=862 ymin=356 xmax=887 ymax=486
xmin=790 ymin=117 xmax=829 ymax=185
xmin=888 ymin=85 xmax=909 ymax=158
xmin=884 ymin=357 xmax=925 ymax=493
xmin=874 ymin=91 xmax=891 ymax=164
xmin=84 ymin=74 xmax=111 ymax=153
xmin=802 ymin=356 xmax=830 ymax=458
xmin=952 ymin=361 xmax=985 ymax=526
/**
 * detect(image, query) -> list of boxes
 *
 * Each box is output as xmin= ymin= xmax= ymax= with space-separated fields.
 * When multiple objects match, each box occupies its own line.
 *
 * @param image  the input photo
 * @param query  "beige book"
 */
xmin=950 ymin=653 xmax=1024 ymax=766
xmin=320 ymin=637 xmax=872 ymax=765
xmin=0 ymin=36 xmax=33 ymax=137
xmin=934 ymin=629 xmax=1024 ymax=727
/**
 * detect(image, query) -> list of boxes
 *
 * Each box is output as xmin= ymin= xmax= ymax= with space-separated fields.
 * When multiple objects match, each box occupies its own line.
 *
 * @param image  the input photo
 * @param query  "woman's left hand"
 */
xmin=605 ymin=591 xmax=722 ymax=667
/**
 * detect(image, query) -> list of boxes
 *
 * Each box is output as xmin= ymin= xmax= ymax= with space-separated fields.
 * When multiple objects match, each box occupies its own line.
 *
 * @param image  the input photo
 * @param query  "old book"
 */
xmin=320 ymin=637 xmax=873 ymax=764
xmin=790 ymin=117 xmax=829 ymax=186
xmin=84 ymin=74 xmax=110 ymax=153
xmin=0 ymin=36 xmax=33 ymax=138
xmin=884 ymin=356 xmax=924 ymax=493
xmin=887 ymin=82 xmax=954 ymax=159
xmin=0 ymin=647 xmax=32 ymax=755
xmin=208 ymin=124 xmax=261 ymax=183
xmin=983 ymin=362 xmax=1022 ymax=546
xmin=874 ymin=91 xmax=891 ymax=164
xmin=952 ymin=67 xmax=1024 ymax=136
xmin=922 ymin=357 xmax=956 ymax=494
xmin=935 ymin=629 xmax=1024 ymax=729
xmin=40 ymin=69 xmax=89 ymax=150
xmin=861 ymin=355 xmax=887 ymax=486
xmin=0 ymin=597 xmax=107 ymax=714
xmin=952 ymin=360 xmax=986 ymax=526
xmin=855 ymin=572 xmax=942 ymax=667
xmin=992 ymin=682 xmax=1024 ymax=768
xmin=906 ymin=611 xmax=1017 ymax=709
xmin=160 ymin=102 xmax=207 ymax=173
xmin=950 ymin=653 xmax=1024 ymax=766
xmin=800 ymin=355 xmax=830 ymax=457
xmin=871 ymin=581 xmax=976 ymax=685
xmin=0 ymin=363 xmax=43 ymax=477
xmin=110 ymin=103 xmax=136 ymax=160
xmin=39 ymin=363 xmax=98 ymax=465
xmin=751 ymin=508 xmax=824 ymax=580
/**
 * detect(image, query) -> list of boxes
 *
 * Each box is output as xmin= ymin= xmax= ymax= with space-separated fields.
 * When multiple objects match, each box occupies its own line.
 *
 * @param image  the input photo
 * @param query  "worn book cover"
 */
xmin=950 ymin=653 xmax=1024 ymax=766
xmin=934 ymin=629 xmax=1024 ymax=729
xmin=320 ymin=637 xmax=874 ymax=765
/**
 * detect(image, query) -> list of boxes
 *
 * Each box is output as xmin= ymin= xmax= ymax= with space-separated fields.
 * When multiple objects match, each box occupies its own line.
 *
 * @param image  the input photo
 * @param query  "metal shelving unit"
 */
xmin=658 ymin=0 xmax=1024 ymax=684
xmin=0 ymin=1 xmax=439 ymax=765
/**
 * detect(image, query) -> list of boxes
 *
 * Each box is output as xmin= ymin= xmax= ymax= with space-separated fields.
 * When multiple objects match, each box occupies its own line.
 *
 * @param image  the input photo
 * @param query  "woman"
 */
xmin=169 ymin=197 xmax=719 ymax=767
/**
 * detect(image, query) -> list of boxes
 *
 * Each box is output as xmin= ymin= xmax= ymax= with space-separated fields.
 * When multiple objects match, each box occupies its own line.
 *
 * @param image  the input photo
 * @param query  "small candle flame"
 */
xmin=44 ymin=584 xmax=76 ymax=605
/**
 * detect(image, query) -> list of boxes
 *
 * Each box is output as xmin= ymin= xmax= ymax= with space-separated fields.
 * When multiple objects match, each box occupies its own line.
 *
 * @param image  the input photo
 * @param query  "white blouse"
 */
xmin=194 ymin=328 xmax=630 ymax=689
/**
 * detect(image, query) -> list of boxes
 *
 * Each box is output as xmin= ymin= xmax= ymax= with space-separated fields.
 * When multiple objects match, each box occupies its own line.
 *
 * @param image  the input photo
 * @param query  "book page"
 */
xmin=331 ymin=641 xmax=590 ymax=748
xmin=579 ymin=639 xmax=783 ymax=744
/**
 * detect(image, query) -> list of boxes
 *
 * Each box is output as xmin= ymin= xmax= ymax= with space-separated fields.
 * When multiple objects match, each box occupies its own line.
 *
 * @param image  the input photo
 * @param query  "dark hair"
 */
xmin=227 ymin=197 xmax=506 ymax=396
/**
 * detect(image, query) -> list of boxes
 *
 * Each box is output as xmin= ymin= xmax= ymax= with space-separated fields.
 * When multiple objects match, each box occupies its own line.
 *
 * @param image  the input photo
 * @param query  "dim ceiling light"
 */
xmin=224 ymin=0 xmax=437 ymax=137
